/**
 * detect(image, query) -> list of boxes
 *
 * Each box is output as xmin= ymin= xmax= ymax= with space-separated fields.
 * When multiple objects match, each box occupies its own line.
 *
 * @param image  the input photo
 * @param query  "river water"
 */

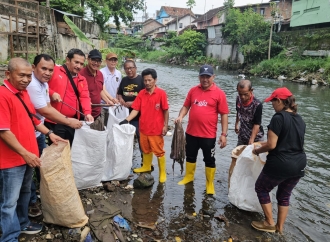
xmin=127 ymin=62 xmax=330 ymax=241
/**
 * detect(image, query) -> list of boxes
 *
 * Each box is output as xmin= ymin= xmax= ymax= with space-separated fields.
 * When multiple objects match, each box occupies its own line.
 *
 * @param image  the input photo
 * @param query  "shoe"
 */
xmin=28 ymin=201 xmax=42 ymax=217
xmin=205 ymin=167 xmax=216 ymax=195
xmin=158 ymin=156 xmax=167 ymax=183
xmin=251 ymin=221 xmax=276 ymax=233
xmin=178 ymin=162 xmax=196 ymax=185
xmin=21 ymin=222 xmax=43 ymax=234
xmin=134 ymin=153 xmax=153 ymax=173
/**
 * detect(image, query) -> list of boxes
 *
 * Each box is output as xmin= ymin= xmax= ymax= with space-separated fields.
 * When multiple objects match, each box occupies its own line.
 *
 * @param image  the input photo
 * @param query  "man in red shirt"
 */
xmin=45 ymin=48 xmax=94 ymax=145
xmin=0 ymin=58 xmax=64 ymax=240
xmin=79 ymin=49 xmax=108 ymax=130
xmin=119 ymin=68 xmax=169 ymax=183
xmin=175 ymin=65 xmax=229 ymax=195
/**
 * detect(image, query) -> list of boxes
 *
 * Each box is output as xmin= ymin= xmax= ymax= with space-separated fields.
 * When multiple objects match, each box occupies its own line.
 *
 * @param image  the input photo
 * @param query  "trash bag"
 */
xmin=228 ymin=144 xmax=268 ymax=212
xmin=106 ymin=105 xmax=129 ymax=131
xmin=228 ymin=145 xmax=246 ymax=190
xmin=71 ymin=123 xmax=107 ymax=189
xmin=102 ymin=124 xmax=136 ymax=181
xmin=40 ymin=142 xmax=88 ymax=227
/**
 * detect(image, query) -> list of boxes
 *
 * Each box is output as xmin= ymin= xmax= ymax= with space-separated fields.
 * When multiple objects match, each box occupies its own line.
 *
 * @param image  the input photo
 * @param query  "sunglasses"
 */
xmin=107 ymin=58 xmax=118 ymax=62
xmin=90 ymin=58 xmax=102 ymax=63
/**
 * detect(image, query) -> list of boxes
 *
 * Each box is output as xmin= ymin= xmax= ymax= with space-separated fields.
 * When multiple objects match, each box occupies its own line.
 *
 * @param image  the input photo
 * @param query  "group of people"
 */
xmin=0 ymin=47 xmax=306 ymax=241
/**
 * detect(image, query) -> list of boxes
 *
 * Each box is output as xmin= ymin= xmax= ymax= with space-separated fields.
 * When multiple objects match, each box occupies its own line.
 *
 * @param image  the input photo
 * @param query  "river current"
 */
xmin=127 ymin=62 xmax=330 ymax=241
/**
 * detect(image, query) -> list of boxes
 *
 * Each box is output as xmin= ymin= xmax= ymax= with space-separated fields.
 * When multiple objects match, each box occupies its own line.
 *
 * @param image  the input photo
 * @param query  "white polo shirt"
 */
xmin=26 ymin=73 xmax=50 ymax=137
xmin=100 ymin=66 xmax=122 ymax=109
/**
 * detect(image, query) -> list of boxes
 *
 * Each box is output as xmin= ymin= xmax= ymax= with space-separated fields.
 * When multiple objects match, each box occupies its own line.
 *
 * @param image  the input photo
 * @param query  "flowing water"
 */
xmin=127 ymin=62 xmax=330 ymax=241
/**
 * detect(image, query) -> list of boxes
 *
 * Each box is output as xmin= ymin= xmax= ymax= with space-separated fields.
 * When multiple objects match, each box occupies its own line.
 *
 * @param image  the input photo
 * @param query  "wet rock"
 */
xmin=133 ymin=173 xmax=154 ymax=188
xmin=103 ymin=182 xmax=116 ymax=192
xmin=45 ymin=233 xmax=54 ymax=240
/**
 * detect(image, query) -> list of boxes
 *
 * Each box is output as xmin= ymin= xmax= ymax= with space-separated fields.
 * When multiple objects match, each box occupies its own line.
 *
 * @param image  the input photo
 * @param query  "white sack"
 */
xmin=102 ymin=124 xmax=135 ymax=181
xmin=228 ymin=144 xmax=268 ymax=212
xmin=107 ymin=105 xmax=129 ymax=130
xmin=71 ymin=123 xmax=107 ymax=189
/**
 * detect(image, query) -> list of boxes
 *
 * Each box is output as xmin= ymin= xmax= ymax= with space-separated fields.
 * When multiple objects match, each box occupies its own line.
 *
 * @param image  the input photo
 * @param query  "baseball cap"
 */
xmin=264 ymin=87 xmax=293 ymax=102
xmin=199 ymin=64 xmax=214 ymax=76
xmin=106 ymin=52 xmax=118 ymax=60
xmin=88 ymin=49 xmax=102 ymax=59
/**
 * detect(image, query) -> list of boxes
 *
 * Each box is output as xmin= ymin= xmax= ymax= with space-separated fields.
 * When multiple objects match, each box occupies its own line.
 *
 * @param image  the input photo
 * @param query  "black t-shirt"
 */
xmin=117 ymin=75 xmax=145 ymax=121
xmin=263 ymin=111 xmax=307 ymax=178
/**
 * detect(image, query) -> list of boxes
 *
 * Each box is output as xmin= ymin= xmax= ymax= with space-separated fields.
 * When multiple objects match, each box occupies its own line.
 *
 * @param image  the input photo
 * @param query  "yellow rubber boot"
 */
xmin=205 ymin=167 xmax=216 ymax=195
xmin=134 ymin=153 xmax=153 ymax=173
xmin=178 ymin=162 xmax=196 ymax=185
xmin=158 ymin=156 xmax=167 ymax=183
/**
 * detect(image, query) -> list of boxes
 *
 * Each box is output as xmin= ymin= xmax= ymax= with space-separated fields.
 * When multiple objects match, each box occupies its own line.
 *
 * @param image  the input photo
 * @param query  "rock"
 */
xmin=311 ymin=79 xmax=318 ymax=85
xmin=133 ymin=173 xmax=154 ymax=188
xmin=103 ymin=182 xmax=116 ymax=192
xmin=45 ymin=233 xmax=54 ymax=240
xmin=318 ymin=68 xmax=325 ymax=73
xmin=132 ymin=234 xmax=138 ymax=238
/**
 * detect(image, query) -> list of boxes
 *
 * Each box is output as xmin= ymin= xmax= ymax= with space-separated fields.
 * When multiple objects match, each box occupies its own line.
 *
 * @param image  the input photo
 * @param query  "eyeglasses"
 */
xmin=107 ymin=58 xmax=118 ymax=62
xmin=90 ymin=58 xmax=102 ymax=63
xmin=124 ymin=67 xmax=136 ymax=71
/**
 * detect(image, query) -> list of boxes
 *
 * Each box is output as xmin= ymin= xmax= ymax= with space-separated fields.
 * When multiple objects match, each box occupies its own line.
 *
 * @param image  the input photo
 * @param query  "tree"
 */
xmin=178 ymin=30 xmax=207 ymax=57
xmin=47 ymin=0 xmax=84 ymax=16
xmin=186 ymin=0 xmax=196 ymax=28
xmin=85 ymin=0 xmax=144 ymax=32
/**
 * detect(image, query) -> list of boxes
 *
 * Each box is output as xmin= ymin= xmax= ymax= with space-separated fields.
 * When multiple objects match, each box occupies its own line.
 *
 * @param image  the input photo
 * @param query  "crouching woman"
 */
xmin=251 ymin=87 xmax=307 ymax=234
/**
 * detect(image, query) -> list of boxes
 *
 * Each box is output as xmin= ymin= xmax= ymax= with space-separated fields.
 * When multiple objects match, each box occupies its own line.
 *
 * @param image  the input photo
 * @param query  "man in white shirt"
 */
xmin=100 ymin=52 xmax=122 ymax=125
xmin=26 ymin=54 xmax=82 ymax=217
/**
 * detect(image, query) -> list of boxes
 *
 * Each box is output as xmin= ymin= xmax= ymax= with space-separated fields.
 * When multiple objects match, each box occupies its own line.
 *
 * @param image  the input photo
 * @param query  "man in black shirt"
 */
xmin=117 ymin=60 xmax=145 ymax=159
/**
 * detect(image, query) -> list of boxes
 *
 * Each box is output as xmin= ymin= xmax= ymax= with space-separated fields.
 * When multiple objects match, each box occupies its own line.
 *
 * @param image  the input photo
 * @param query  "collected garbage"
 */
xmin=113 ymin=215 xmax=131 ymax=231
xmin=170 ymin=121 xmax=185 ymax=174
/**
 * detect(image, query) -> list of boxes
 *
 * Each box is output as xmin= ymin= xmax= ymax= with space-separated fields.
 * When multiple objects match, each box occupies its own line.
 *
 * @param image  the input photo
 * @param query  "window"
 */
xmin=179 ymin=23 xmax=183 ymax=28
xmin=260 ymin=8 xmax=265 ymax=16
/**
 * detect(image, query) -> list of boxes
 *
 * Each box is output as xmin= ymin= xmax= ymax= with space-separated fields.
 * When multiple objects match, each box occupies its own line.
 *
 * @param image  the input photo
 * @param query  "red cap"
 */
xmin=264 ymin=87 xmax=293 ymax=102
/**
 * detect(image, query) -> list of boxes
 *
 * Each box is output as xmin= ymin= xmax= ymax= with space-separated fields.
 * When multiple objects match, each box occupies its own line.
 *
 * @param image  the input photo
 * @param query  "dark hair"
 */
xmin=281 ymin=96 xmax=298 ymax=114
xmin=33 ymin=54 xmax=55 ymax=66
xmin=237 ymin=79 xmax=252 ymax=90
xmin=67 ymin=48 xmax=85 ymax=60
xmin=141 ymin=68 xmax=157 ymax=79
xmin=124 ymin=60 xmax=136 ymax=68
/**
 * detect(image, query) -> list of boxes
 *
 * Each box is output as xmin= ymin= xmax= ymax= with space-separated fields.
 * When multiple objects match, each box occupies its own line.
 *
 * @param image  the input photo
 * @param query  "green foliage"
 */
xmin=186 ymin=0 xmax=196 ymax=9
xmin=109 ymin=34 xmax=144 ymax=50
xmin=223 ymin=8 xmax=283 ymax=63
xmin=178 ymin=30 xmax=207 ymax=57
xmin=63 ymin=15 xmax=95 ymax=48
xmin=46 ymin=0 xmax=84 ymax=16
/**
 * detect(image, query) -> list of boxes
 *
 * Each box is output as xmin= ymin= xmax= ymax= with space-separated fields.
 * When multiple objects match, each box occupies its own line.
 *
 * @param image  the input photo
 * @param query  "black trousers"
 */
xmin=185 ymin=133 xmax=216 ymax=168
xmin=44 ymin=121 xmax=75 ymax=147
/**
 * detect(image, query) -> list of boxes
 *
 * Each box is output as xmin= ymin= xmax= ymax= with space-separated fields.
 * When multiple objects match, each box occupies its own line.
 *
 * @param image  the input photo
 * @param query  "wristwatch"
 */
xmin=46 ymin=130 xmax=54 ymax=137
xmin=221 ymin=133 xmax=228 ymax=137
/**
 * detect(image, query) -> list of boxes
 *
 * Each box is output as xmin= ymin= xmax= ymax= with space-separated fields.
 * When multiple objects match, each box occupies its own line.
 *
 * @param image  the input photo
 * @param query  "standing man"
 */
xmin=119 ymin=68 xmax=169 ymax=183
xmin=80 ymin=49 xmax=109 ymax=129
xmin=0 ymin=58 xmax=64 ymax=241
xmin=100 ymin=52 xmax=122 ymax=125
xmin=26 ymin=54 xmax=82 ymax=217
xmin=175 ymin=65 xmax=229 ymax=195
xmin=117 ymin=60 xmax=145 ymax=159
xmin=235 ymin=79 xmax=264 ymax=146
xmin=45 ymin=48 xmax=93 ymax=145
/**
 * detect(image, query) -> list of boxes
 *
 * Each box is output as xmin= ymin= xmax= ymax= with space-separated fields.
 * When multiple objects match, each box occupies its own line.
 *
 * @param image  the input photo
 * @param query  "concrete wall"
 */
xmin=206 ymin=44 xmax=244 ymax=64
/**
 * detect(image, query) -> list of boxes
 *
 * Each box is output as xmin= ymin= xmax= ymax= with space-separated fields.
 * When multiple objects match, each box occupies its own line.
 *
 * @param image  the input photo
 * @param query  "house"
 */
xmin=156 ymin=6 xmax=194 ymax=25
xmin=142 ymin=18 xmax=164 ymax=38
xmin=165 ymin=14 xmax=196 ymax=32
xmin=290 ymin=0 xmax=330 ymax=28
xmin=193 ymin=6 xmax=225 ymax=29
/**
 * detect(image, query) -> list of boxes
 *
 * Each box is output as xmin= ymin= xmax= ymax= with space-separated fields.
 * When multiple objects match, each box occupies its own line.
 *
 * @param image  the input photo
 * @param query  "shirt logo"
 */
xmin=155 ymin=103 xmax=160 ymax=110
xmin=116 ymin=77 xmax=119 ymax=82
xmin=194 ymin=99 xmax=208 ymax=107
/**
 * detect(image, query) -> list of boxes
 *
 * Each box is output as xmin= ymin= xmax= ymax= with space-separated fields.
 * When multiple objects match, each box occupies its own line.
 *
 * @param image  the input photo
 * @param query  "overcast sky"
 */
xmin=134 ymin=0 xmax=265 ymax=21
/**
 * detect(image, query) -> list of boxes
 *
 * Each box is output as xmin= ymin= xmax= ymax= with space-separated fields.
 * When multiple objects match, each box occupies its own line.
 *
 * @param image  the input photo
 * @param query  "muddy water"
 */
xmin=127 ymin=62 xmax=330 ymax=241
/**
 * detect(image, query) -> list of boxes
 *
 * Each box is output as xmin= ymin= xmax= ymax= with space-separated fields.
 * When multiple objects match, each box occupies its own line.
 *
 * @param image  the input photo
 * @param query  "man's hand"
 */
xmin=235 ymin=123 xmax=239 ymax=134
xmin=125 ymin=101 xmax=133 ymax=108
xmin=162 ymin=125 xmax=168 ymax=136
xmin=22 ymin=151 xmax=42 ymax=168
xmin=119 ymin=119 xmax=129 ymax=125
xmin=175 ymin=117 xmax=183 ymax=124
xmin=85 ymin=114 xmax=94 ymax=122
xmin=248 ymin=139 xmax=254 ymax=145
xmin=51 ymin=92 xmax=62 ymax=102
xmin=218 ymin=135 xmax=227 ymax=149
xmin=49 ymin=133 xmax=67 ymax=145
xmin=112 ymin=98 xmax=120 ymax=104
xmin=68 ymin=118 xmax=83 ymax=129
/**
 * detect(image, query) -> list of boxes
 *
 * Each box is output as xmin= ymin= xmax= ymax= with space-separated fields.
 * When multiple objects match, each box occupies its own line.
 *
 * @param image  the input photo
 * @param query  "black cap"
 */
xmin=199 ymin=65 xmax=214 ymax=76
xmin=88 ymin=49 xmax=102 ymax=59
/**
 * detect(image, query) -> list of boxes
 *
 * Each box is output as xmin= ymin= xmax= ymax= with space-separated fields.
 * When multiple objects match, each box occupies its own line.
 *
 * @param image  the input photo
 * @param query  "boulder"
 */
xmin=133 ymin=173 xmax=154 ymax=188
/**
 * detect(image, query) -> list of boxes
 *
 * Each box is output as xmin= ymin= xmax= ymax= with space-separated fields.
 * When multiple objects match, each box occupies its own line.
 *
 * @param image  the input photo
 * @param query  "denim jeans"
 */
xmin=30 ymin=134 xmax=46 ymax=204
xmin=0 ymin=164 xmax=33 ymax=241
xmin=130 ymin=120 xmax=142 ymax=158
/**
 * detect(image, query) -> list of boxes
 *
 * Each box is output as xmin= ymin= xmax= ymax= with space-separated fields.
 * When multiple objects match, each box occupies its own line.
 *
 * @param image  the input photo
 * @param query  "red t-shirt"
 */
xmin=79 ymin=67 xmax=104 ymax=118
xmin=0 ymin=80 xmax=40 ymax=169
xmin=132 ymin=87 xmax=169 ymax=136
xmin=184 ymin=83 xmax=229 ymax=138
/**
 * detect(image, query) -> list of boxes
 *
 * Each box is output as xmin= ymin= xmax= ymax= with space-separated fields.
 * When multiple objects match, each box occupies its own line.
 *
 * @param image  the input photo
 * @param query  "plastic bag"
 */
xmin=40 ymin=142 xmax=88 ymax=227
xmin=71 ymin=123 xmax=107 ymax=189
xmin=106 ymin=105 xmax=129 ymax=131
xmin=228 ymin=144 xmax=268 ymax=212
xmin=102 ymin=124 xmax=136 ymax=181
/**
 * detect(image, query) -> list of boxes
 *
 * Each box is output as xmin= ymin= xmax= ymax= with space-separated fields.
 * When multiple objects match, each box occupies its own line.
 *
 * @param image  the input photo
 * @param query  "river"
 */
xmin=127 ymin=62 xmax=330 ymax=241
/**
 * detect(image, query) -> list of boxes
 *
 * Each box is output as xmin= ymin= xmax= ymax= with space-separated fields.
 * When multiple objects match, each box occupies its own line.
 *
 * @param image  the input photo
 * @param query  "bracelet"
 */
xmin=221 ymin=133 xmax=228 ymax=137
xmin=46 ymin=130 xmax=54 ymax=137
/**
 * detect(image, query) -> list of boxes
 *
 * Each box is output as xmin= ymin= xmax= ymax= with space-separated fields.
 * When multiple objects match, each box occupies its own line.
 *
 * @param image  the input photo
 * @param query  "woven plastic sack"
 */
xmin=40 ymin=142 xmax=88 ymax=227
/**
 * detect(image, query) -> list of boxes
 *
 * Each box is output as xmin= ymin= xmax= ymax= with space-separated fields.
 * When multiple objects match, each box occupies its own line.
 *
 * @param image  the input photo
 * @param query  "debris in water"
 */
xmin=214 ymin=214 xmax=229 ymax=227
xmin=175 ymin=237 xmax=182 ymax=242
xmin=170 ymin=122 xmax=185 ymax=174
xmin=137 ymin=222 xmax=156 ymax=230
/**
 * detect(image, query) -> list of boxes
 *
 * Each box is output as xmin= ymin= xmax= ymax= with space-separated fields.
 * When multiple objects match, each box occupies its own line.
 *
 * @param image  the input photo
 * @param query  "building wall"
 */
xmin=143 ymin=21 xmax=162 ymax=34
xmin=167 ymin=15 xmax=195 ymax=31
xmin=290 ymin=0 xmax=329 ymax=27
xmin=206 ymin=44 xmax=244 ymax=64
